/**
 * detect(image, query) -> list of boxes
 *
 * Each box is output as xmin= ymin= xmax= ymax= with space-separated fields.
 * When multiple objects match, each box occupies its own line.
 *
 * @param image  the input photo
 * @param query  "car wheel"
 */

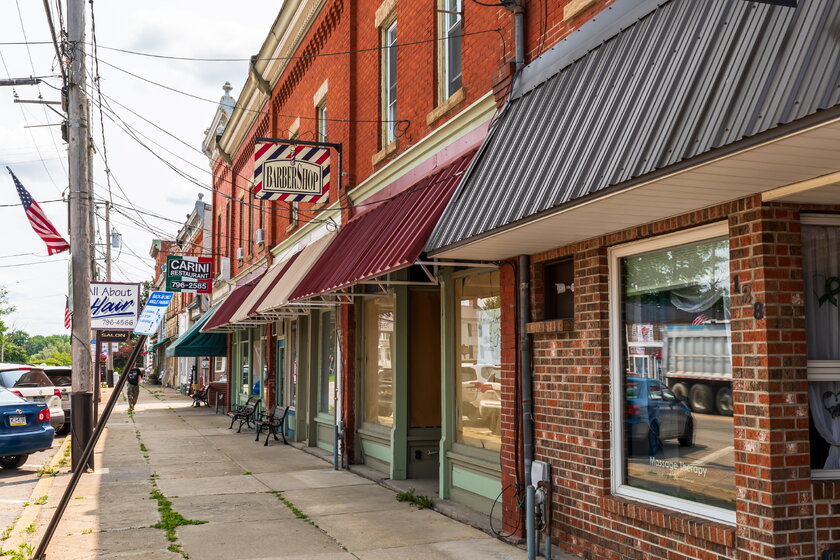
xmin=678 ymin=417 xmax=694 ymax=447
xmin=670 ymin=382 xmax=689 ymax=400
xmin=688 ymin=384 xmax=714 ymax=414
xmin=715 ymin=387 xmax=733 ymax=416
xmin=56 ymin=423 xmax=71 ymax=436
xmin=0 ymin=455 xmax=29 ymax=470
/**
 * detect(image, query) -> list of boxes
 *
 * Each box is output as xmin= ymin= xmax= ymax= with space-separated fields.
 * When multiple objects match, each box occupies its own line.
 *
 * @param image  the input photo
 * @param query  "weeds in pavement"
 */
xmin=36 ymin=464 xmax=58 ymax=477
xmin=33 ymin=495 xmax=48 ymax=506
xmin=0 ymin=543 xmax=33 ymax=560
xmin=167 ymin=543 xmax=190 ymax=558
xmin=269 ymin=491 xmax=311 ymax=522
xmin=394 ymin=488 xmax=433 ymax=509
xmin=0 ymin=522 xmax=13 ymax=541
xmin=149 ymin=488 xmax=207 ymax=541
xmin=139 ymin=443 xmax=148 ymax=452
xmin=243 ymin=471 xmax=252 ymax=475
xmin=22 ymin=523 xmax=35 ymax=534
xmin=81 ymin=528 xmax=93 ymax=535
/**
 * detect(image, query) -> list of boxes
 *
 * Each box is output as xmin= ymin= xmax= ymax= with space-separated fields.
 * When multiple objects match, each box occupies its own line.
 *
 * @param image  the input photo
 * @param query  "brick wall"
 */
xmin=517 ymin=197 xmax=840 ymax=560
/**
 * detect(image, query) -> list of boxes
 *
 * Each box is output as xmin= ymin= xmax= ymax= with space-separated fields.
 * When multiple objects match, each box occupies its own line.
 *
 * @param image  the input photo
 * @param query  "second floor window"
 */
xmin=316 ymin=102 xmax=327 ymax=142
xmin=382 ymin=20 xmax=397 ymax=145
xmin=441 ymin=0 xmax=463 ymax=99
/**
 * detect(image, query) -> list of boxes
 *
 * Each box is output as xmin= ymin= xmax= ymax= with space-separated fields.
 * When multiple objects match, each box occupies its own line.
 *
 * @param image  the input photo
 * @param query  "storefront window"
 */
xmin=290 ymin=320 xmax=298 ymax=408
xmin=616 ymin=234 xmax=735 ymax=514
xmin=363 ymin=295 xmax=395 ymax=427
xmin=238 ymin=332 xmax=251 ymax=398
xmin=455 ymin=270 xmax=501 ymax=452
xmin=252 ymin=327 xmax=265 ymax=399
xmin=319 ymin=310 xmax=337 ymax=415
xmin=802 ymin=222 xmax=840 ymax=474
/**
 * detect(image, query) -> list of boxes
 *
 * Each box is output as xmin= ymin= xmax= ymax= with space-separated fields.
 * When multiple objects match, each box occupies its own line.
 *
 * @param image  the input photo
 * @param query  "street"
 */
xmin=0 ymin=387 xmax=531 ymax=560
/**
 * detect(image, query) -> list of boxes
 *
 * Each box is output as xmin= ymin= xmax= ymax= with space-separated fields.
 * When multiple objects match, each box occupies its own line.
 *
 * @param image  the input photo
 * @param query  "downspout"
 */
xmin=513 ymin=2 xmax=525 ymax=70
xmin=519 ymin=254 xmax=535 ymax=560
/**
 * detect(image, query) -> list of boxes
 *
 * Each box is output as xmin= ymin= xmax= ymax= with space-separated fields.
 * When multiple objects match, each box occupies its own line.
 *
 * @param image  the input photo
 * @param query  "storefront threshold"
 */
xmin=346 ymin=462 xmax=527 ymax=551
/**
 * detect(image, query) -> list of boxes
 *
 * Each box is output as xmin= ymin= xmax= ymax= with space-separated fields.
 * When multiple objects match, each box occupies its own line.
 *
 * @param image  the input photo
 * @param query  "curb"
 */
xmin=2 ymin=436 xmax=72 ymax=553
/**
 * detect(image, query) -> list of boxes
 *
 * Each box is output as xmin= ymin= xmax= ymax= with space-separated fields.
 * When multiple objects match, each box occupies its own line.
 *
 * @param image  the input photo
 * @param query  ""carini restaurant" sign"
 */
xmin=165 ymin=256 xmax=213 ymax=294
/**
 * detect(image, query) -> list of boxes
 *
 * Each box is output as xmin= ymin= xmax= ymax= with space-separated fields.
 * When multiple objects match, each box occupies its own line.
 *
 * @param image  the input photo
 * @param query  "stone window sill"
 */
xmin=427 ymin=87 xmax=466 ymax=126
xmin=526 ymin=319 xmax=574 ymax=334
xmin=372 ymin=140 xmax=398 ymax=166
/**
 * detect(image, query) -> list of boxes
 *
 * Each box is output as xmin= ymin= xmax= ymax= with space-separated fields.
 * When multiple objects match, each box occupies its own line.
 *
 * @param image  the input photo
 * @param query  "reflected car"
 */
xmin=0 ymin=387 xmax=55 ymax=470
xmin=32 ymin=366 xmax=72 ymax=435
xmin=0 ymin=365 xmax=65 ymax=433
xmin=626 ymin=376 xmax=694 ymax=455
xmin=460 ymin=364 xmax=501 ymax=433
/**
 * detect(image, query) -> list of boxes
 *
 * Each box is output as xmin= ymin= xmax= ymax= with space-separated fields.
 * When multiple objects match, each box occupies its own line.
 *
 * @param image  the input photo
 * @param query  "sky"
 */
xmin=0 ymin=1 xmax=282 ymax=336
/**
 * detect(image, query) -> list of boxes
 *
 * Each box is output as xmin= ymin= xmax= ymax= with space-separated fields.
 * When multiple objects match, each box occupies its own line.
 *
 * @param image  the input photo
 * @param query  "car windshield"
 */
xmin=0 ymin=387 xmax=25 ymax=404
xmin=12 ymin=370 xmax=54 ymax=388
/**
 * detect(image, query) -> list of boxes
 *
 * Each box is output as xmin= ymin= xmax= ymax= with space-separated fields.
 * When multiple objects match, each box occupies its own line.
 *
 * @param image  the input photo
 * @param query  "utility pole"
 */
xmin=67 ymin=0 xmax=94 ymax=472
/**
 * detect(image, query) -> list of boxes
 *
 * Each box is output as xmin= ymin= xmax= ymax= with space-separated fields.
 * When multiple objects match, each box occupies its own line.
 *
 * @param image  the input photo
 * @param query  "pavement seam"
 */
xmin=1 ymin=436 xmax=71 ymax=554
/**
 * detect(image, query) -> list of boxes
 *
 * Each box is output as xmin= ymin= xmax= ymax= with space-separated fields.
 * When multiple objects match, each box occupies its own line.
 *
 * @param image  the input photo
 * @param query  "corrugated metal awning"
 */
xmin=427 ymin=0 xmax=840 ymax=255
xmin=227 ymin=252 xmax=303 ymax=324
xmin=290 ymin=152 xmax=473 ymax=301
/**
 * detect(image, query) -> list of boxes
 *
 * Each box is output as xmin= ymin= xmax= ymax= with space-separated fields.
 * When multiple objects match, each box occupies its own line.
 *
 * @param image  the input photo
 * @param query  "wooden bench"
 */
xmin=254 ymin=405 xmax=289 ymax=446
xmin=227 ymin=397 xmax=261 ymax=432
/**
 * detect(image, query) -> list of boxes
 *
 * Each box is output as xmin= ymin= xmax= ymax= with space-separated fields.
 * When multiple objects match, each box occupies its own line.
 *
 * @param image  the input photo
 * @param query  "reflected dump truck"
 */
xmin=662 ymin=324 xmax=732 ymax=416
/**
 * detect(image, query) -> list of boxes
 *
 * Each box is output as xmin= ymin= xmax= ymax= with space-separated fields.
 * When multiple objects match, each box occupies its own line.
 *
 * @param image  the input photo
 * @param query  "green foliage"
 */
xmin=394 ymin=488 xmax=433 ymax=509
xmin=30 ymin=339 xmax=72 ymax=365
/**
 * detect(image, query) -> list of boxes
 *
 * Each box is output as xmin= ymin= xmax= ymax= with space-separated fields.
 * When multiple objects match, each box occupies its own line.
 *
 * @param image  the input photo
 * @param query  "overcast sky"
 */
xmin=0 ymin=2 xmax=281 ymax=336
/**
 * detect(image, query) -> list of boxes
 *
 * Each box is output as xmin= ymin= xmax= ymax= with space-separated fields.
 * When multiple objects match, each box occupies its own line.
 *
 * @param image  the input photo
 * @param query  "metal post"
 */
xmin=67 ymin=0 xmax=93 ymax=473
xmin=519 ymin=255 xmax=535 ymax=560
xmin=33 ymin=336 xmax=147 ymax=560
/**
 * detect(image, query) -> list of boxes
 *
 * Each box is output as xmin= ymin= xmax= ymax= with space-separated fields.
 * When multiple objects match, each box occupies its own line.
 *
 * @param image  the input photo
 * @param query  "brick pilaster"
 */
xmin=728 ymin=199 xmax=814 ymax=560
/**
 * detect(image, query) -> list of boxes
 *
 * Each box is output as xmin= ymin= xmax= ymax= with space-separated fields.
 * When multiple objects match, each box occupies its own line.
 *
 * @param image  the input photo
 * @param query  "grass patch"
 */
xmin=0 ymin=543 xmax=33 ymax=560
xmin=394 ymin=488 xmax=433 ymax=509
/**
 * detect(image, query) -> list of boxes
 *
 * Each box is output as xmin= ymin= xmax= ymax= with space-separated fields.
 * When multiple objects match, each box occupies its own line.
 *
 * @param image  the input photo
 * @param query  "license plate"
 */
xmin=9 ymin=415 xmax=26 ymax=426
xmin=33 ymin=396 xmax=45 ymax=402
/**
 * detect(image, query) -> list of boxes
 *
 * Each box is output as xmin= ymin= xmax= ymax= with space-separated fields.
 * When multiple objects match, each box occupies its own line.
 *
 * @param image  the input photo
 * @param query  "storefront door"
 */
xmin=407 ymin=289 xmax=441 ymax=479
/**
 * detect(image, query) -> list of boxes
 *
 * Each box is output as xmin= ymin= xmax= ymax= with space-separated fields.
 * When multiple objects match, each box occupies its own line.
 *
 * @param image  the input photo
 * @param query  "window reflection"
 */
xmin=455 ymin=271 xmax=501 ymax=452
xmin=621 ymin=237 xmax=735 ymax=511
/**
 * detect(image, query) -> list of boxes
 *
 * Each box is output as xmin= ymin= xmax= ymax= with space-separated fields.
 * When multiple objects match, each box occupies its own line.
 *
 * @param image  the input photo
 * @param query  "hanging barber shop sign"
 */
xmin=253 ymin=141 xmax=330 ymax=203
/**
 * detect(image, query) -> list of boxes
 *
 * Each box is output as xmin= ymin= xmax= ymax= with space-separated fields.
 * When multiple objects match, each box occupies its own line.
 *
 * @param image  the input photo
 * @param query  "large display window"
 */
xmin=610 ymin=224 xmax=735 ymax=522
xmin=362 ymin=295 xmax=395 ymax=427
xmin=454 ymin=270 xmax=501 ymax=452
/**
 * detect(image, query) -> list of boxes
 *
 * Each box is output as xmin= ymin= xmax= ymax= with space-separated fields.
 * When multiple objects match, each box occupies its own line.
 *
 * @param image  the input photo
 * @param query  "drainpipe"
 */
xmin=513 ymin=2 xmax=525 ymax=70
xmin=519 ymin=254 xmax=535 ymax=559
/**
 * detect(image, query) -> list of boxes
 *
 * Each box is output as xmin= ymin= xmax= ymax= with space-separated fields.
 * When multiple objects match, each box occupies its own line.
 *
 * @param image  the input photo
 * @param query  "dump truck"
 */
xmin=661 ymin=324 xmax=732 ymax=416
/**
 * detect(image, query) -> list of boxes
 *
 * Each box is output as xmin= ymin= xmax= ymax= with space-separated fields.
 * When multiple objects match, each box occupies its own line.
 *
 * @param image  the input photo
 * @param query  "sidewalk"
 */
xmin=7 ymin=386 xmax=531 ymax=559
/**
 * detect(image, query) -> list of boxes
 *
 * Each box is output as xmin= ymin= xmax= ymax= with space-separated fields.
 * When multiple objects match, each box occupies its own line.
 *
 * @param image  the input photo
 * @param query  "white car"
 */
xmin=460 ymin=364 xmax=502 ymax=432
xmin=0 ymin=364 xmax=65 ymax=433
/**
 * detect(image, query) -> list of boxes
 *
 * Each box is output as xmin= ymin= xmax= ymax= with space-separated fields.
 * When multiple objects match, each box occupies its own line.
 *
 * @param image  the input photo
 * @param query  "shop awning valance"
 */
xmin=228 ymin=250 xmax=304 ymax=324
xmin=165 ymin=305 xmax=227 ymax=357
xmin=288 ymin=152 xmax=473 ymax=301
xmin=201 ymin=275 xmax=264 ymax=333
xmin=255 ymin=233 xmax=336 ymax=314
xmin=150 ymin=337 xmax=171 ymax=348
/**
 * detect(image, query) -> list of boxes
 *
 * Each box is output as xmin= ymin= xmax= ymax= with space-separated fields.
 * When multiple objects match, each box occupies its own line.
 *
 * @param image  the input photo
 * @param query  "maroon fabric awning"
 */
xmin=289 ymin=151 xmax=473 ymax=301
xmin=201 ymin=273 xmax=264 ymax=332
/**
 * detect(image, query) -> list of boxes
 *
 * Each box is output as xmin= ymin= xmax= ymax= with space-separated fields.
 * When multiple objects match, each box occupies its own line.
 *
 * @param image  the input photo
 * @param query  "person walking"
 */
xmin=126 ymin=367 xmax=143 ymax=411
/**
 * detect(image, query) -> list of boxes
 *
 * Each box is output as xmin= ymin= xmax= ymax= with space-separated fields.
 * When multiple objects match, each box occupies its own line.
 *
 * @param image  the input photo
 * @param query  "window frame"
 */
xmin=438 ymin=0 xmax=463 ymax=102
xmin=801 ymin=213 xmax=840 ymax=480
xmin=381 ymin=18 xmax=398 ymax=146
xmin=608 ymin=221 xmax=735 ymax=524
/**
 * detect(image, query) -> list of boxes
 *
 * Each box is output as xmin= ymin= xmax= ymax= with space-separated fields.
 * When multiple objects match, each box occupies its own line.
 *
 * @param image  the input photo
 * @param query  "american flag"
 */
xmin=692 ymin=314 xmax=708 ymax=326
xmin=7 ymin=167 xmax=70 ymax=255
xmin=64 ymin=296 xmax=71 ymax=330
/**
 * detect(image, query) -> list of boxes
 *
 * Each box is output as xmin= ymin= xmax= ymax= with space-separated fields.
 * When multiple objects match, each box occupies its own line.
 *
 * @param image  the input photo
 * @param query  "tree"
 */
xmin=30 ymin=339 xmax=73 ymax=365
xmin=0 ymin=286 xmax=18 ymax=362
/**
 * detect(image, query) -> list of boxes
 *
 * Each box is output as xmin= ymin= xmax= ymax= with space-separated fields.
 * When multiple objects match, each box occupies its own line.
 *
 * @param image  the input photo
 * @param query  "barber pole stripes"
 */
xmin=253 ymin=141 xmax=330 ymax=203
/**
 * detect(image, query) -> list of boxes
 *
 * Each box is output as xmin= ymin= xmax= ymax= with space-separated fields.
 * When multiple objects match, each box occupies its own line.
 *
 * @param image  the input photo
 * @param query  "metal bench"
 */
xmin=254 ymin=405 xmax=289 ymax=446
xmin=227 ymin=397 xmax=261 ymax=432
xmin=191 ymin=385 xmax=208 ymax=407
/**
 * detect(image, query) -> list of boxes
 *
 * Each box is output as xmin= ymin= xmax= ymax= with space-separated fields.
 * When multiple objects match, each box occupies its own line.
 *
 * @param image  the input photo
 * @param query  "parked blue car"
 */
xmin=0 ymin=387 xmax=55 ymax=470
xmin=626 ymin=376 xmax=694 ymax=456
